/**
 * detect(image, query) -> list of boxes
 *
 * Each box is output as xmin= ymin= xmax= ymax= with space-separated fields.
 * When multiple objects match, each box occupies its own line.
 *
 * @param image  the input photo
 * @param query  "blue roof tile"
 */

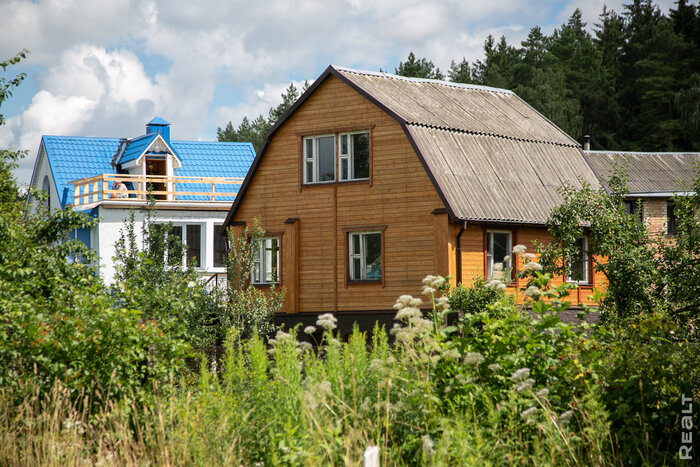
xmin=148 ymin=116 xmax=170 ymax=125
xmin=43 ymin=133 xmax=255 ymax=207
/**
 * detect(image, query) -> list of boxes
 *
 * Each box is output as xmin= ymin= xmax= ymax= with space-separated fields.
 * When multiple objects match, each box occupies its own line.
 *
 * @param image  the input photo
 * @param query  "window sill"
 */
xmin=252 ymin=283 xmax=280 ymax=289
xmin=303 ymin=179 xmax=370 ymax=187
xmin=348 ymin=279 xmax=382 ymax=285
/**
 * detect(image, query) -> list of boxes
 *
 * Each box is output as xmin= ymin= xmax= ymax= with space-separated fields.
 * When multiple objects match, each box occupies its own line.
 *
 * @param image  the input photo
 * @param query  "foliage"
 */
xmin=111 ymin=207 xmax=211 ymax=348
xmin=394 ymin=51 xmax=445 ymax=79
xmin=204 ymin=220 xmax=283 ymax=342
xmin=217 ymin=82 xmax=308 ymax=152
xmin=540 ymin=168 xmax=700 ymax=334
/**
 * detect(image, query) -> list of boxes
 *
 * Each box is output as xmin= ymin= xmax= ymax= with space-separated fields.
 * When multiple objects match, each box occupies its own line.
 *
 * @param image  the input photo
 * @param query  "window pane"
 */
xmin=168 ymin=225 xmax=183 ymax=266
xmin=340 ymin=134 xmax=348 ymax=155
xmin=492 ymin=232 xmax=509 ymax=264
xmin=186 ymin=225 xmax=201 ymax=267
xmin=305 ymin=161 xmax=314 ymax=183
xmin=352 ymin=133 xmax=370 ymax=179
xmin=317 ymin=136 xmax=335 ymax=182
xmin=340 ymin=158 xmax=348 ymax=180
xmin=305 ymin=138 xmax=313 ymax=158
xmin=569 ymin=238 xmax=586 ymax=282
xmin=214 ymin=224 xmax=227 ymax=268
xmin=364 ymin=233 xmax=381 ymax=279
xmin=667 ymin=201 xmax=676 ymax=235
xmin=352 ymin=233 xmax=360 ymax=255
xmin=352 ymin=257 xmax=361 ymax=281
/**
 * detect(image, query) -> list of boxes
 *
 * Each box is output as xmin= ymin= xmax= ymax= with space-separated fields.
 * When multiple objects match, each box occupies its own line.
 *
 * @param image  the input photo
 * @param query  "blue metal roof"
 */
xmin=172 ymin=141 xmax=254 ymax=201
xmin=118 ymin=133 xmax=159 ymax=164
xmin=148 ymin=116 xmax=170 ymax=125
xmin=42 ymin=133 xmax=255 ymax=207
xmin=42 ymin=136 xmax=121 ymax=208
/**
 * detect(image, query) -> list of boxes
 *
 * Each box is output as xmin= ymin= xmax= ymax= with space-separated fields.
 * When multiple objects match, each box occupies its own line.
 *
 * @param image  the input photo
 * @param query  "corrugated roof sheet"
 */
xmin=335 ymin=67 xmax=579 ymax=147
xmin=585 ymin=151 xmax=700 ymax=194
xmin=43 ymin=134 xmax=255 ymax=208
xmin=119 ymin=133 xmax=159 ymax=164
xmin=410 ymin=127 xmax=600 ymax=224
xmin=42 ymin=136 xmax=120 ymax=208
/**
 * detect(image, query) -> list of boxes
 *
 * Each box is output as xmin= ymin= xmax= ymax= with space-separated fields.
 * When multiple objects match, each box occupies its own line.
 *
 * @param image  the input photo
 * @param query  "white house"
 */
xmin=29 ymin=117 xmax=255 ymax=283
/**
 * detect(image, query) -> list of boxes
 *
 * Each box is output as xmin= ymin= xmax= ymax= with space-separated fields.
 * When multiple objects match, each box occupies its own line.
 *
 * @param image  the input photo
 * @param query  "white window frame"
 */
xmin=159 ymin=222 xmax=205 ymax=270
xmin=349 ymin=231 xmax=382 ymax=281
xmin=566 ymin=237 xmax=589 ymax=284
xmin=303 ymin=134 xmax=335 ymax=184
xmin=486 ymin=230 xmax=512 ymax=280
xmin=251 ymin=237 xmax=280 ymax=285
xmin=338 ymin=131 xmax=370 ymax=181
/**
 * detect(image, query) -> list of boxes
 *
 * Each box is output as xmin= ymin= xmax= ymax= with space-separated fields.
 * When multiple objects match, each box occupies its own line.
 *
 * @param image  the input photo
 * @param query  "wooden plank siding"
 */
xmin=232 ymin=75 xmax=447 ymax=313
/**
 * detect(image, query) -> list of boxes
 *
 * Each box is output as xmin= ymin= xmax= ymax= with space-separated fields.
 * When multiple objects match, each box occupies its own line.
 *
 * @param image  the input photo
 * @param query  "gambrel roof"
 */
xmin=226 ymin=65 xmax=601 ymax=226
xmin=585 ymin=150 xmax=700 ymax=195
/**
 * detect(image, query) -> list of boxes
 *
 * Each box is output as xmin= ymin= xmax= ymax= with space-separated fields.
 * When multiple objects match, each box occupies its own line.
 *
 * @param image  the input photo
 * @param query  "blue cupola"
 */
xmin=146 ymin=117 xmax=171 ymax=143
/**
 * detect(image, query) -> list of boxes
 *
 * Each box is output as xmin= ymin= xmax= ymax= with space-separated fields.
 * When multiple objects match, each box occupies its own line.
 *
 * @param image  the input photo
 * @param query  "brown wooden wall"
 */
xmin=455 ymin=224 xmax=607 ymax=307
xmin=232 ymin=75 xmax=447 ymax=313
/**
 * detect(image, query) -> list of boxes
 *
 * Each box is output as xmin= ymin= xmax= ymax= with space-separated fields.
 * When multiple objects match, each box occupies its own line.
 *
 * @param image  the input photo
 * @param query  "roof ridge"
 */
xmin=406 ymin=122 xmax=580 ymax=148
xmin=585 ymin=150 xmax=700 ymax=156
xmin=333 ymin=65 xmax=515 ymax=95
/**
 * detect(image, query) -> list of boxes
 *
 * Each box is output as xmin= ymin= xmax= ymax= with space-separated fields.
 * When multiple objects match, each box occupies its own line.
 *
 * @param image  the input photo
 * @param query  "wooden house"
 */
xmin=223 ymin=66 xmax=607 ymax=328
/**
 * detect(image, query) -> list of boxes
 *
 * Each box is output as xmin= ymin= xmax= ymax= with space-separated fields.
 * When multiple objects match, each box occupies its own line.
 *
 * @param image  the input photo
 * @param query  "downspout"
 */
xmin=455 ymin=220 xmax=467 ymax=285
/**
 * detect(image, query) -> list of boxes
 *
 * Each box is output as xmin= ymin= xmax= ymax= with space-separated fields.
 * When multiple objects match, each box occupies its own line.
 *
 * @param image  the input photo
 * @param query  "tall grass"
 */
xmin=1 ymin=318 xmax=622 ymax=466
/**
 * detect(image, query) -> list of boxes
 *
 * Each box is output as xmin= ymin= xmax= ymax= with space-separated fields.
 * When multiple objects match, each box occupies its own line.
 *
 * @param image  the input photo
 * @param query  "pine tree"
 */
xmin=395 ymin=52 xmax=444 ymax=80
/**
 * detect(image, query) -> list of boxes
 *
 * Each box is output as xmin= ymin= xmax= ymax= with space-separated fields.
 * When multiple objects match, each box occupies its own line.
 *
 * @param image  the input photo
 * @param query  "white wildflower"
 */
xmin=464 ymin=352 xmax=485 ymax=366
xmin=441 ymin=348 xmax=461 ymax=361
xmin=422 ymin=275 xmax=437 ymax=286
xmin=559 ymin=410 xmax=574 ymax=425
xmin=422 ymin=285 xmax=436 ymax=296
xmin=522 ymin=261 xmax=543 ymax=271
xmin=523 ymin=252 xmax=536 ymax=260
xmin=513 ymin=244 xmax=527 ymax=255
xmin=521 ymin=406 xmax=538 ymax=422
xmin=319 ymin=380 xmax=332 ymax=395
xmin=535 ymin=388 xmax=550 ymax=399
xmin=488 ymin=363 xmax=501 ymax=372
xmin=515 ymin=378 xmax=536 ymax=394
xmin=503 ymin=255 xmax=511 ymax=263
xmin=394 ymin=330 xmax=412 ymax=344
xmin=493 ymin=262 xmax=504 ymax=272
xmin=399 ymin=295 xmax=413 ymax=306
xmin=421 ymin=435 xmax=435 ymax=458
xmin=303 ymin=325 xmax=316 ymax=335
xmin=524 ymin=285 xmax=540 ymax=298
xmin=299 ymin=341 xmax=313 ymax=352
xmin=395 ymin=307 xmax=422 ymax=322
xmin=511 ymin=368 xmax=531 ymax=382
xmin=274 ymin=330 xmax=292 ymax=344
xmin=316 ymin=313 xmax=337 ymax=331
xmin=410 ymin=297 xmax=423 ymax=307
xmin=431 ymin=276 xmax=446 ymax=288
xmin=485 ymin=279 xmax=502 ymax=290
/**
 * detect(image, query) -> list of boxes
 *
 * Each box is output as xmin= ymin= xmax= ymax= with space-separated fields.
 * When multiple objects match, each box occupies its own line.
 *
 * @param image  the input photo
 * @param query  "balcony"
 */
xmin=69 ymin=173 xmax=244 ymax=206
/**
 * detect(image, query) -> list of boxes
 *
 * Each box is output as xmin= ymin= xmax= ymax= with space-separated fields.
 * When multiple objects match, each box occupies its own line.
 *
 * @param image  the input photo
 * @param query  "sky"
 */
xmin=0 ymin=0 xmax=677 ymax=185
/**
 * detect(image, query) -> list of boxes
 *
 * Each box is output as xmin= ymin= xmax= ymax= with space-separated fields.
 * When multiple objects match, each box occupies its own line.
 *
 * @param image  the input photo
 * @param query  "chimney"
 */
xmin=146 ymin=117 xmax=171 ymax=144
xmin=582 ymin=135 xmax=591 ymax=151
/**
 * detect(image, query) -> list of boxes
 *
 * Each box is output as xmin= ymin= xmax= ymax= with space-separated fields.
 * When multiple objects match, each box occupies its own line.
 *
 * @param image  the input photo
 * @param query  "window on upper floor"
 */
xmin=486 ymin=230 xmax=512 ymax=280
xmin=349 ymin=231 xmax=382 ymax=281
xmin=304 ymin=135 xmax=335 ymax=183
xmin=339 ymin=132 xmax=370 ymax=181
xmin=303 ymin=131 xmax=370 ymax=184
xmin=251 ymin=237 xmax=279 ymax=285
xmin=566 ymin=237 xmax=589 ymax=284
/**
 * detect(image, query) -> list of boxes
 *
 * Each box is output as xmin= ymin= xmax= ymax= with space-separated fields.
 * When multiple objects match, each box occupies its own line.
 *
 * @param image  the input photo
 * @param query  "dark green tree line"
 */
xmin=393 ymin=1 xmax=700 ymax=151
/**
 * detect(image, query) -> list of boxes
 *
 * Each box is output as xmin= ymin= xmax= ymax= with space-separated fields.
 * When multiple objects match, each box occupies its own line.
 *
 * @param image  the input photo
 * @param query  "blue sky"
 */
xmin=0 ymin=0 xmax=676 ymax=184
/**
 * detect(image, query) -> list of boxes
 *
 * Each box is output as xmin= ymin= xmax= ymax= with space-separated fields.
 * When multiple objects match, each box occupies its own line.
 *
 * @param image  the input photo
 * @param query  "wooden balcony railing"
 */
xmin=69 ymin=173 xmax=244 ymax=206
